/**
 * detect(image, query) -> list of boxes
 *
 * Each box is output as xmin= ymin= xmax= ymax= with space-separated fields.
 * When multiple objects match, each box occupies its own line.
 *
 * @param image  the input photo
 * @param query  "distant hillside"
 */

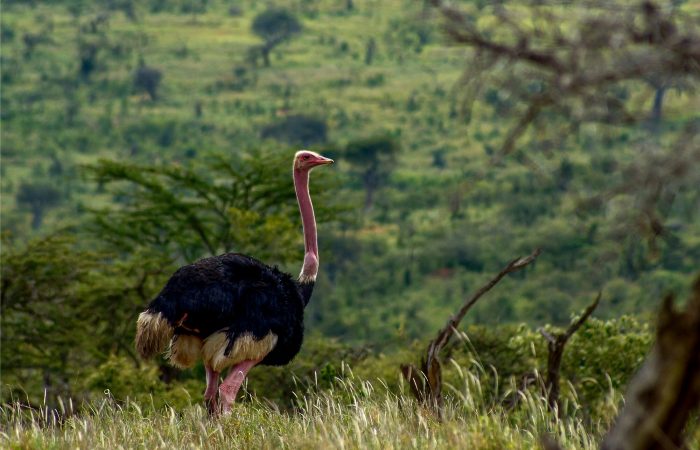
xmin=2 ymin=0 xmax=698 ymax=343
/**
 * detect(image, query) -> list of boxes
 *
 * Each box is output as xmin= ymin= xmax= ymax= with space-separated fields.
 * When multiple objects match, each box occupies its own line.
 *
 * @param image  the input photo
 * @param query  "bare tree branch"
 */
xmin=564 ymin=292 xmax=601 ymax=340
xmin=431 ymin=248 xmax=542 ymax=354
xmin=401 ymin=248 xmax=541 ymax=415
xmin=430 ymin=0 xmax=700 ymax=246
xmin=539 ymin=293 xmax=602 ymax=413
xmin=538 ymin=328 xmax=556 ymax=344
xmin=491 ymin=97 xmax=551 ymax=163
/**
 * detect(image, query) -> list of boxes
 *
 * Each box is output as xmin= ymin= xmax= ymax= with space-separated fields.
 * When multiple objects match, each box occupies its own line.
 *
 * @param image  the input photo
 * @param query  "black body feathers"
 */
xmin=145 ymin=253 xmax=314 ymax=366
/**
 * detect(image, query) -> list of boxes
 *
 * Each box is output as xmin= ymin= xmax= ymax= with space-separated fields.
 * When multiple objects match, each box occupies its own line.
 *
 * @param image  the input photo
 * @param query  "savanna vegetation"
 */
xmin=1 ymin=0 xmax=699 ymax=448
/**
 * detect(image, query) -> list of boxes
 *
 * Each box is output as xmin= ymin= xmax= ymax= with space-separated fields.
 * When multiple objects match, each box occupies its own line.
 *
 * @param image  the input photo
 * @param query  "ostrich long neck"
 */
xmin=294 ymin=168 xmax=318 ymax=283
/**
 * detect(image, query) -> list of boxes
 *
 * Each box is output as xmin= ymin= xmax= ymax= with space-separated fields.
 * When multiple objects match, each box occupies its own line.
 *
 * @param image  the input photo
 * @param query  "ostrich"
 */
xmin=135 ymin=150 xmax=333 ymax=415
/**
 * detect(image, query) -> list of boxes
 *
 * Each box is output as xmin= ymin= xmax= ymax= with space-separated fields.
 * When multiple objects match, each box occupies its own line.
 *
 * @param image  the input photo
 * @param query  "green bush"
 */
xmin=260 ymin=115 xmax=327 ymax=146
xmin=87 ymin=355 xmax=198 ymax=410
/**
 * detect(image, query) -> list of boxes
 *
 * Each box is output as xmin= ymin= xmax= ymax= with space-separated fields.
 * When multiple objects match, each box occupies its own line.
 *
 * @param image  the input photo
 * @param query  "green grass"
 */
xmin=2 ymin=369 xmax=612 ymax=450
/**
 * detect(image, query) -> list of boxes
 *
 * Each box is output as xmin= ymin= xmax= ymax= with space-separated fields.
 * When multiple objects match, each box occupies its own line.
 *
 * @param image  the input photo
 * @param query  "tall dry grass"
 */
xmin=0 ymin=363 xmax=625 ymax=450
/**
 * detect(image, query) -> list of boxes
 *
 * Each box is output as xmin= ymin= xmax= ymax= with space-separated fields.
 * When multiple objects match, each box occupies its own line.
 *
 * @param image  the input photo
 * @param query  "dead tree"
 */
xmin=538 ymin=293 xmax=601 ymax=413
xmin=602 ymin=276 xmax=700 ymax=450
xmin=401 ymin=249 xmax=541 ymax=416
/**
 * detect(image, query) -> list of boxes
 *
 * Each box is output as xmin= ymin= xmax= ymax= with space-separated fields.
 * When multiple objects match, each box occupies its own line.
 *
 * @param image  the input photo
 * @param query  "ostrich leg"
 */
xmin=218 ymin=359 xmax=261 ymax=414
xmin=204 ymin=365 xmax=220 ymax=415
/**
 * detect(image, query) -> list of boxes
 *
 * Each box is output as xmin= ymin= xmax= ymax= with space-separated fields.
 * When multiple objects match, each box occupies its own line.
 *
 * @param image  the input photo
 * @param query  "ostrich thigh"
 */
xmin=169 ymin=334 xmax=204 ymax=368
xmin=202 ymin=332 xmax=278 ymax=373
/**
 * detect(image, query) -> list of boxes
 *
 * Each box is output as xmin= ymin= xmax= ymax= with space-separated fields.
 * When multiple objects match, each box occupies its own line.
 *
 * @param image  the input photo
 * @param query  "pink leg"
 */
xmin=204 ymin=365 xmax=220 ymax=416
xmin=218 ymin=359 xmax=260 ymax=414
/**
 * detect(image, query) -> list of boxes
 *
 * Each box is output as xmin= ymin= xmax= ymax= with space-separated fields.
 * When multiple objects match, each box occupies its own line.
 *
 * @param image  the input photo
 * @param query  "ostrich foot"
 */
xmin=205 ymin=396 xmax=219 ymax=416
xmin=218 ymin=359 xmax=260 ymax=415
xmin=204 ymin=366 xmax=220 ymax=417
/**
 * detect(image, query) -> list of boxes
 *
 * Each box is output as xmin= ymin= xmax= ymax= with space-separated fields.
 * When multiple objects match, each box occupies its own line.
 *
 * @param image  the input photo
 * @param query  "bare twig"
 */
xmin=539 ymin=328 xmax=556 ymax=344
xmin=491 ymin=96 xmax=551 ymax=164
xmin=539 ymin=292 xmax=601 ymax=412
xmin=401 ymin=248 xmax=541 ymax=415
xmin=431 ymin=248 xmax=541 ymax=354
xmin=564 ymin=293 xmax=601 ymax=339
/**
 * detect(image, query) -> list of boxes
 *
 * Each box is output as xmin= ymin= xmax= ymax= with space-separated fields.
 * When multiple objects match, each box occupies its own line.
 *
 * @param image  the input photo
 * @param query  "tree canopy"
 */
xmin=250 ymin=8 xmax=302 ymax=66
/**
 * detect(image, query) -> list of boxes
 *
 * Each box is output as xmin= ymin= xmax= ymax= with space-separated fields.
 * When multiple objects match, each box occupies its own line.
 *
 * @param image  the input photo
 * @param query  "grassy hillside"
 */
xmin=3 ymin=1 xmax=698 ymax=343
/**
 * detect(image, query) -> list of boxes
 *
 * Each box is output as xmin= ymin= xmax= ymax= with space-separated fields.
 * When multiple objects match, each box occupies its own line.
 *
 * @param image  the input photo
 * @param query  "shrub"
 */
xmin=260 ymin=115 xmax=327 ymax=146
xmin=87 ymin=355 xmax=197 ymax=410
xmin=16 ymin=182 xmax=62 ymax=229
xmin=251 ymin=8 xmax=302 ymax=66
xmin=344 ymin=134 xmax=400 ymax=210
xmin=133 ymin=65 xmax=163 ymax=100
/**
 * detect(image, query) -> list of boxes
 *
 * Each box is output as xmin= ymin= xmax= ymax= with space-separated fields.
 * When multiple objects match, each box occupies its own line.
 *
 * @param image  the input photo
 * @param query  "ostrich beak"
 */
xmin=314 ymin=156 xmax=334 ymax=166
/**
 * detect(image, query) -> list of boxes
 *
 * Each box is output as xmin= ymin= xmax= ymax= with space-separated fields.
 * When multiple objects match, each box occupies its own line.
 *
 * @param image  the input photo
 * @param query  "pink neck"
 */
xmin=294 ymin=168 xmax=318 ymax=282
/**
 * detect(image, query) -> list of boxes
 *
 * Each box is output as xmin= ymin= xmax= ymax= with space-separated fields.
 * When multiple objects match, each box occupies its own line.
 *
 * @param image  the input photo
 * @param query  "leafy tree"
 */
xmin=644 ymin=72 xmax=694 ymax=132
xmin=133 ymin=64 xmax=163 ymax=100
xmin=16 ymin=182 xmax=61 ymax=229
xmin=2 ymin=149 xmax=343 ymax=407
xmin=88 ymin=149 xmax=339 ymax=264
xmin=260 ymin=115 xmax=327 ymax=147
xmin=344 ymin=135 xmax=399 ymax=210
xmin=105 ymin=0 xmax=138 ymax=21
xmin=0 ymin=235 xmax=169 ymax=406
xmin=251 ymin=8 xmax=302 ymax=66
xmin=74 ymin=13 xmax=117 ymax=81
xmin=384 ymin=15 xmax=433 ymax=58
xmin=1 ymin=236 xmax=94 ymax=405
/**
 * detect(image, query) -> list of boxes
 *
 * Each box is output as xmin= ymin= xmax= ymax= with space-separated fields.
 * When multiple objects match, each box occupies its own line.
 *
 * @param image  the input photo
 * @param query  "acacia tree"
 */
xmin=344 ymin=135 xmax=400 ymax=211
xmin=3 ymin=150 xmax=343 ymax=406
xmin=0 ymin=235 xmax=168 ymax=407
xmin=261 ymin=115 xmax=327 ymax=147
xmin=88 ymin=149 xmax=339 ymax=264
xmin=250 ymin=8 xmax=302 ymax=67
xmin=133 ymin=64 xmax=163 ymax=101
xmin=16 ymin=182 xmax=62 ymax=229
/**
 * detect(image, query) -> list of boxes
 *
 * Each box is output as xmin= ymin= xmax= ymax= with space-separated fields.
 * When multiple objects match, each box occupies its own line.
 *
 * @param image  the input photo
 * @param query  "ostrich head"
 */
xmin=294 ymin=150 xmax=334 ymax=171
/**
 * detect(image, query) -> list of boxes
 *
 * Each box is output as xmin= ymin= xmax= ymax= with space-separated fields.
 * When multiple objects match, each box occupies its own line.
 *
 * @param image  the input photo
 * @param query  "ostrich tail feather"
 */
xmin=135 ymin=311 xmax=174 ymax=359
